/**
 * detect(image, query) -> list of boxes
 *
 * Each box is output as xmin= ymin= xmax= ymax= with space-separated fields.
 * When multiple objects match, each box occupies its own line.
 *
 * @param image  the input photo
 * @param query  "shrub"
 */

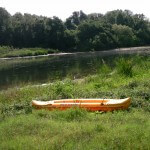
xmin=1 ymin=102 xmax=32 ymax=118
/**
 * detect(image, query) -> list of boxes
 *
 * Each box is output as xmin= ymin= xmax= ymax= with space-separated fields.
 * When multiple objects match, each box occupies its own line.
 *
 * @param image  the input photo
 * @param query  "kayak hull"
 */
xmin=32 ymin=98 xmax=131 ymax=112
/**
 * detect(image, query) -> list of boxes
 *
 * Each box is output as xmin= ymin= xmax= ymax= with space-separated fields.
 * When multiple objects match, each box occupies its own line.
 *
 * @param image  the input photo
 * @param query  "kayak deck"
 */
xmin=32 ymin=98 xmax=131 ymax=112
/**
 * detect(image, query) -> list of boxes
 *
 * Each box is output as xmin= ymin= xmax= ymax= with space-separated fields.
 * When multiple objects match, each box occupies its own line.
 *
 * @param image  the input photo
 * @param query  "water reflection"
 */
xmin=0 ymin=48 xmax=149 ymax=90
xmin=0 ymin=54 xmax=102 ymax=90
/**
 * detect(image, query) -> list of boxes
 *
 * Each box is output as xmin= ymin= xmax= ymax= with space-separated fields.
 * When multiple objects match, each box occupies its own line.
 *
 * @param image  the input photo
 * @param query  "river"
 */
xmin=0 ymin=47 xmax=150 ymax=90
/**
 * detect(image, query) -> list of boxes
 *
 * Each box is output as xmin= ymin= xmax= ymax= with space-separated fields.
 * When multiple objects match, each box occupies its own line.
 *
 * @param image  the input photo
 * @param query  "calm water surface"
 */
xmin=0 ymin=53 xmax=101 ymax=90
xmin=0 ymin=49 xmax=149 ymax=90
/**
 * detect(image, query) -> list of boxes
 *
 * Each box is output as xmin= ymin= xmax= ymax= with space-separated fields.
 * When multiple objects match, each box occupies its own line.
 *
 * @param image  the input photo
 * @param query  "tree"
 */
xmin=65 ymin=11 xmax=87 ymax=29
xmin=88 ymin=13 xmax=103 ymax=21
xmin=104 ymin=10 xmax=135 ymax=28
xmin=45 ymin=17 xmax=65 ymax=49
xmin=112 ymin=24 xmax=137 ymax=47
xmin=0 ymin=7 xmax=11 ymax=45
xmin=11 ymin=13 xmax=26 ymax=47
xmin=63 ymin=29 xmax=77 ymax=51
xmin=77 ymin=21 xmax=116 ymax=51
xmin=0 ymin=8 xmax=150 ymax=51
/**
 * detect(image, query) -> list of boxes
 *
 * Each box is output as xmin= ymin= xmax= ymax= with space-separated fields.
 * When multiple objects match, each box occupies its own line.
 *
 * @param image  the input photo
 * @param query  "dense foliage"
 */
xmin=0 ymin=8 xmax=150 ymax=52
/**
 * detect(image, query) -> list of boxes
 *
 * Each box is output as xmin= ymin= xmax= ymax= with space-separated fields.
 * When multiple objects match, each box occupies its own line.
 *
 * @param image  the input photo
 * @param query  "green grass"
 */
xmin=0 ymin=46 xmax=59 ymax=58
xmin=0 ymin=55 xmax=150 ymax=149
xmin=0 ymin=109 xmax=150 ymax=150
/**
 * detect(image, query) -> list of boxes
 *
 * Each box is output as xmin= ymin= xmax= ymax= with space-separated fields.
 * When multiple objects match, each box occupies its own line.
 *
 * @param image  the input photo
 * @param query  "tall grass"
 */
xmin=0 ymin=46 xmax=59 ymax=58
xmin=0 ymin=109 xmax=150 ymax=150
xmin=115 ymin=57 xmax=134 ymax=77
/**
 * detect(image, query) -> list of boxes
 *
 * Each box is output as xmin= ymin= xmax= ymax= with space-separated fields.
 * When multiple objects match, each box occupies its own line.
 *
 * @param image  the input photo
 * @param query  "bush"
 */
xmin=1 ymin=102 xmax=32 ymax=118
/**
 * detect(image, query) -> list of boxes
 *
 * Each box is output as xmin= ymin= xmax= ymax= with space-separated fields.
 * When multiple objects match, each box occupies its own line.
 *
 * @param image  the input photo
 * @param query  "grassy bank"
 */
xmin=0 ymin=55 xmax=150 ymax=149
xmin=0 ymin=109 xmax=150 ymax=150
xmin=0 ymin=46 xmax=59 ymax=58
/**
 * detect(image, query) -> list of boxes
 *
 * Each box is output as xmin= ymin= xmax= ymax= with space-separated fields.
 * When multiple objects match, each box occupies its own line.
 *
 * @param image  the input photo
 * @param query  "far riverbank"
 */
xmin=0 ymin=46 xmax=150 ymax=60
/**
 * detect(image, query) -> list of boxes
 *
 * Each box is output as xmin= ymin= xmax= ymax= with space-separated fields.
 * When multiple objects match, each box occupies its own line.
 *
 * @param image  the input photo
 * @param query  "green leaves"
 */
xmin=112 ymin=24 xmax=137 ymax=47
xmin=0 ymin=7 xmax=150 ymax=52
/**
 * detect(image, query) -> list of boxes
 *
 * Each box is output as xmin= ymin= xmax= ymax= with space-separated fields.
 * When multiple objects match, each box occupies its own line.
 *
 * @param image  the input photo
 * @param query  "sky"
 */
xmin=0 ymin=0 xmax=150 ymax=20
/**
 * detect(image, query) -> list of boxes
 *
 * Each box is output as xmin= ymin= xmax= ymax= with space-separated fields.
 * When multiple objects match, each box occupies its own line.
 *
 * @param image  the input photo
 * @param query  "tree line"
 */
xmin=0 ymin=7 xmax=150 ymax=52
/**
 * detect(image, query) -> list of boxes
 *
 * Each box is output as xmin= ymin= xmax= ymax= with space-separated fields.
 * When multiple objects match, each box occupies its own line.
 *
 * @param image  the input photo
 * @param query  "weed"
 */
xmin=115 ymin=57 xmax=134 ymax=77
xmin=1 ymin=102 xmax=32 ymax=118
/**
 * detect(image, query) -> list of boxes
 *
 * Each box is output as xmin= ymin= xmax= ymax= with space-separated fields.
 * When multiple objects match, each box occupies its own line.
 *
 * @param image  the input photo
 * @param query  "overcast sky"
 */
xmin=0 ymin=0 xmax=150 ymax=20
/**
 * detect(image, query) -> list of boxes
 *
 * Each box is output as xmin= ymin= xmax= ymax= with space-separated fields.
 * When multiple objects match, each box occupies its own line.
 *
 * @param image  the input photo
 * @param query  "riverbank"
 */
xmin=0 ymin=46 xmax=150 ymax=60
xmin=0 ymin=55 xmax=150 ymax=149
xmin=0 ymin=46 xmax=60 ymax=59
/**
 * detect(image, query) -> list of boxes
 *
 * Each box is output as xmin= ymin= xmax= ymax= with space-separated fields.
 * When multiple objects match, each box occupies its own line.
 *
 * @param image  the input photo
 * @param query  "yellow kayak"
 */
xmin=32 ymin=97 xmax=131 ymax=112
